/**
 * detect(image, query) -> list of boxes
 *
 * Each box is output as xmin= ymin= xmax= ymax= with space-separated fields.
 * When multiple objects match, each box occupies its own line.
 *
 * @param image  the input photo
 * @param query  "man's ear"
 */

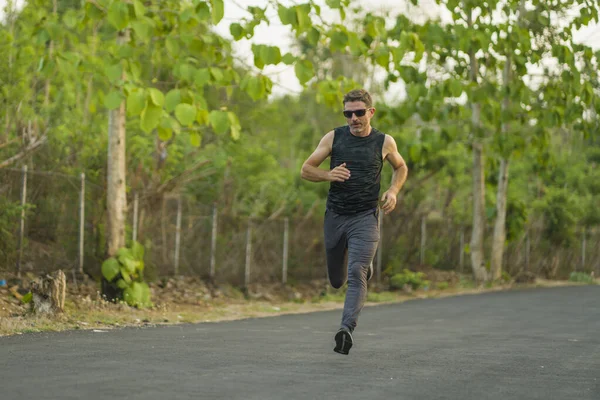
xmin=369 ymin=108 xmax=376 ymax=117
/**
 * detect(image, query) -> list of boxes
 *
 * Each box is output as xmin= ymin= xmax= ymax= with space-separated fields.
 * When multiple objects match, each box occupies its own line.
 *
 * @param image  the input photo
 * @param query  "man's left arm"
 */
xmin=381 ymin=135 xmax=408 ymax=214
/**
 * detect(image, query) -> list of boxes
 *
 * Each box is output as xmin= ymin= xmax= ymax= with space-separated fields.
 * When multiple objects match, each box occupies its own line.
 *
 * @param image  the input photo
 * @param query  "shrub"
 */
xmin=101 ymin=241 xmax=152 ymax=308
xmin=568 ymin=272 xmax=595 ymax=284
xmin=390 ymin=269 xmax=430 ymax=291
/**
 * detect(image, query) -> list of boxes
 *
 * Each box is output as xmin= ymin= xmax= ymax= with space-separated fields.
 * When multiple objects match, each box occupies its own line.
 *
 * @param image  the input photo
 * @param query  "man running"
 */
xmin=300 ymin=89 xmax=408 ymax=355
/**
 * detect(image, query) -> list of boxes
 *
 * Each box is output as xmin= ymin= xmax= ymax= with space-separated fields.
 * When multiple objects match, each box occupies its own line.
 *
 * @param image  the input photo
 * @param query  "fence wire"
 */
xmin=1 ymin=168 xmax=599 ymax=285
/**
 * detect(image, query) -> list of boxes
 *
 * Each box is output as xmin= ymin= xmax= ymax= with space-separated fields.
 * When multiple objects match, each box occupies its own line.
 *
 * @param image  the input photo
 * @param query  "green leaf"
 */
xmin=295 ymin=60 xmax=314 ymax=85
xmin=195 ymin=68 xmax=211 ymax=86
xmin=246 ymin=76 xmax=264 ymax=101
xmin=278 ymin=5 xmax=297 ymax=25
xmin=196 ymin=108 xmax=209 ymax=125
xmin=282 ymin=53 xmax=296 ymax=65
xmin=175 ymin=103 xmax=197 ymax=126
xmin=116 ymin=279 xmax=129 ymax=290
xmin=148 ymin=88 xmax=165 ymax=107
xmin=210 ymin=67 xmax=224 ymax=82
xmin=296 ymin=5 xmax=311 ymax=32
xmin=133 ymin=0 xmax=146 ymax=18
xmin=104 ymin=91 xmax=124 ymax=110
xmin=140 ymin=103 xmax=162 ymax=133
xmin=131 ymin=20 xmax=151 ymax=41
xmin=330 ymin=30 xmax=348 ymax=51
xmin=108 ymin=1 xmax=129 ymax=30
xmin=63 ymin=10 xmax=79 ymax=29
xmin=190 ymin=132 xmax=202 ymax=147
xmin=228 ymin=112 xmax=241 ymax=140
xmin=126 ymin=89 xmax=146 ymax=117
xmin=165 ymin=89 xmax=181 ymax=113
xmin=307 ymin=28 xmax=320 ymax=46
xmin=230 ymin=23 xmax=245 ymax=40
xmin=101 ymin=258 xmax=120 ymax=282
xmin=132 ymin=241 xmax=145 ymax=261
xmin=210 ymin=0 xmax=224 ymax=25
xmin=326 ymin=0 xmax=341 ymax=8
xmin=105 ymin=63 xmax=122 ymax=84
xmin=209 ymin=110 xmax=231 ymax=134
xmin=21 ymin=292 xmax=32 ymax=304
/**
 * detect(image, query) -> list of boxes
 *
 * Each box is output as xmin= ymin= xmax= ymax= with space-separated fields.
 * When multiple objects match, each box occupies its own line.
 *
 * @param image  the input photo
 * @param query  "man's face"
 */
xmin=343 ymin=101 xmax=375 ymax=135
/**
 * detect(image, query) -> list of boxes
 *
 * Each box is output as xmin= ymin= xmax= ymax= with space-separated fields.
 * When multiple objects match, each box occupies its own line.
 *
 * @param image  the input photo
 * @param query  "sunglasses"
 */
xmin=343 ymin=109 xmax=371 ymax=118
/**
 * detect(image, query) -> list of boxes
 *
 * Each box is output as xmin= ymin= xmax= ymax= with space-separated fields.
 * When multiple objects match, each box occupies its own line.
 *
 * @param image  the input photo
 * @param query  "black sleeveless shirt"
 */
xmin=326 ymin=125 xmax=386 ymax=214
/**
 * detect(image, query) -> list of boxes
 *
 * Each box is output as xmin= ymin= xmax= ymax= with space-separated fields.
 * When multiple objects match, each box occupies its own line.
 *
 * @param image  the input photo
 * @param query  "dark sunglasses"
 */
xmin=343 ymin=109 xmax=370 ymax=118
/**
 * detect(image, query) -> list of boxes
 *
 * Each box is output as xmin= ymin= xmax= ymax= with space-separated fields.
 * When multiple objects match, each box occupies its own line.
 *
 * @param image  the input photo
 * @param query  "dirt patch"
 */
xmin=0 ymin=272 xmax=593 ymax=337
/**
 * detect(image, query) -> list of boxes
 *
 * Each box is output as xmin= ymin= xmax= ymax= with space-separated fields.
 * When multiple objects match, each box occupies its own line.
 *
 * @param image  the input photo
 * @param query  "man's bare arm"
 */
xmin=380 ymin=135 xmax=408 ymax=214
xmin=301 ymin=131 xmax=350 ymax=182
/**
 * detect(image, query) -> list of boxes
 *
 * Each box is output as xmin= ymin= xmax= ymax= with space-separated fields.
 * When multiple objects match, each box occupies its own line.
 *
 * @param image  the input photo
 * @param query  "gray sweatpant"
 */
xmin=324 ymin=208 xmax=380 ymax=332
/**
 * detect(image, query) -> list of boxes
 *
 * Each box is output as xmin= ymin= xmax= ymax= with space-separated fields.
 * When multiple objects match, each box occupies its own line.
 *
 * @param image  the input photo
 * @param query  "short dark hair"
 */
xmin=343 ymin=89 xmax=373 ymax=108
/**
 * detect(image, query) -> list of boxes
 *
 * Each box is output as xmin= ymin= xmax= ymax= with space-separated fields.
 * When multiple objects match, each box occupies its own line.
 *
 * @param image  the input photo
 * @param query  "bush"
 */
xmin=390 ymin=269 xmax=430 ymax=291
xmin=568 ymin=272 xmax=595 ymax=284
xmin=101 ymin=241 xmax=152 ymax=308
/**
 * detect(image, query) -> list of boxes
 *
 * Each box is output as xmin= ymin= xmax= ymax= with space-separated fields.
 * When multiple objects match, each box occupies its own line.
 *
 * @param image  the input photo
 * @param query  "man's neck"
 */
xmin=350 ymin=125 xmax=372 ymax=137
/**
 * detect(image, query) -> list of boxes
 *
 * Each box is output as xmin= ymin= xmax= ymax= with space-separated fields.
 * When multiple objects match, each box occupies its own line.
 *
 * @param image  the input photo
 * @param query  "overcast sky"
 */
xmin=1 ymin=0 xmax=598 ymax=99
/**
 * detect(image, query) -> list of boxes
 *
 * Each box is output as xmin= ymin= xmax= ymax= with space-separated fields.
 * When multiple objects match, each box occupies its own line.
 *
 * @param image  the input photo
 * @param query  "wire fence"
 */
xmin=1 ymin=167 xmax=599 ymax=285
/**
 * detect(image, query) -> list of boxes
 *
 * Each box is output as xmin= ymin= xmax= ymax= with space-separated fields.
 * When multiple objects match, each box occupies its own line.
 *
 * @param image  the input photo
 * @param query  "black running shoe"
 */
xmin=334 ymin=328 xmax=353 ymax=355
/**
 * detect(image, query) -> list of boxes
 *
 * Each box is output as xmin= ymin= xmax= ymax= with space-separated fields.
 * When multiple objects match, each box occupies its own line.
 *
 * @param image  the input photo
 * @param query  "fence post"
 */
xmin=420 ymin=216 xmax=427 ymax=265
xmin=245 ymin=219 xmax=252 ymax=287
xmin=210 ymin=204 xmax=217 ymax=279
xmin=174 ymin=196 xmax=182 ymax=275
xmin=581 ymin=227 xmax=586 ymax=272
xmin=132 ymin=192 xmax=139 ymax=243
xmin=16 ymin=165 xmax=28 ymax=278
xmin=282 ymin=217 xmax=289 ymax=284
xmin=376 ymin=211 xmax=383 ymax=284
xmin=525 ymin=231 xmax=531 ymax=271
xmin=78 ymin=172 xmax=85 ymax=274
xmin=459 ymin=229 xmax=465 ymax=273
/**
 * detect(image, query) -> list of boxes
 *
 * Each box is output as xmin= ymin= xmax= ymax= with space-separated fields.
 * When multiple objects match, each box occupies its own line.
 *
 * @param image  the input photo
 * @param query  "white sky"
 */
xmin=2 ymin=0 xmax=598 ymax=100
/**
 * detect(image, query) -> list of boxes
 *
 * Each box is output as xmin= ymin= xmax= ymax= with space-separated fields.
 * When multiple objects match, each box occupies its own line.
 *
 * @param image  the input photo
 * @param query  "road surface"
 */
xmin=1 ymin=285 xmax=599 ymax=399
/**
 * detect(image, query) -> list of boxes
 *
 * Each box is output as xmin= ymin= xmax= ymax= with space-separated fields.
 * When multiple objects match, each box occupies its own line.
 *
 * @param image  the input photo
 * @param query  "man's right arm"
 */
xmin=300 ymin=131 xmax=335 ymax=182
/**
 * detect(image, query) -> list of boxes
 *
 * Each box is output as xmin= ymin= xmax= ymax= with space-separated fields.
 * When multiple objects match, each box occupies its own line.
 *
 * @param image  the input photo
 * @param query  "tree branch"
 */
xmin=0 ymin=135 xmax=48 ymax=169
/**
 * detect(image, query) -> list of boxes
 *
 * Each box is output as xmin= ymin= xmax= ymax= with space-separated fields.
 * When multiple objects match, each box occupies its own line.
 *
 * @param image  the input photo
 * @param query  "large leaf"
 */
xmin=133 ymin=0 xmax=146 ymax=18
xmin=108 ymin=1 xmax=129 ymax=30
xmin=195 ymin=68 xmax=211 ymax=87
xmin=190 ymin=132 xmax=202 ymax=147
xmin=210 ymin=0 xmax=224 ymax=25
xmin=230 ymin=23 xmax=244 ymax=40
xmin=105 ymin=63 xmax=122 ymax=83
xmin=140 ymin=103 xmax=162 ymax=133
xmin=294 ymin=60 xmax=314 ymax=85
xmin=104 ymin=91 xmax=124 ymax=110
xmin=228 ymin=112 xmax=241 ymax=140
xmin=175 ymin=104 xmax=197 ymax=126
xmin=209 ymin=110 xmax=230 ymax=134
xmin=149 ymin=88 xmax=165 ymax=107
xmin=165 ymin=89 xmax=181 ymax=113
xmin=132 ymin=241 xmax=145 ymax=261
xmin=101 ymin=258 xmax=120 ymax=282
xmin=126 ymin=89 xmax=146 ymax=117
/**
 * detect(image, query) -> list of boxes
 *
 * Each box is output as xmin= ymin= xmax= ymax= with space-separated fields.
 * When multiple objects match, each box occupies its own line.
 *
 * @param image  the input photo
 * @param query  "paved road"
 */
xmin=2 ymin=285 xmax=599 ymax=400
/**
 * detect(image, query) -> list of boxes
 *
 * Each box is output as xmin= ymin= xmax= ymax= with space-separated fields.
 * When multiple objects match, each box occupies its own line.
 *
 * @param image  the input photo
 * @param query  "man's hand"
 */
xmin=328 ymin=163 xmax=351 ymax=182
xmin=380 ymin=190 xmax=397 ymax=214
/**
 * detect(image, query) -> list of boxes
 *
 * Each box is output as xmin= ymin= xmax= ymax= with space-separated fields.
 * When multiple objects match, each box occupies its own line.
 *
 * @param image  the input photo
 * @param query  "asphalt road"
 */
xmin=1 ymin=285 xmax=599 ymax=400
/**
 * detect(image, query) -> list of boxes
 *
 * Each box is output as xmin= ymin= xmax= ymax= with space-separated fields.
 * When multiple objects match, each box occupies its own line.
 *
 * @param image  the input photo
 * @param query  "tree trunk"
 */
xmin=490 ymin=58 xmax=512 ymax=281
xmin=31 ymin=270 xmax=66 ymax=315
xmin=83 ymin=26 xmax=99 ymax=124
xmin=44 ymin=0 xmax=58 ymax=106
xmin=467 ymin=8 xmax=487 ymax=284
xmin=490 ymin=158 xmax=509 ymax=280
xmin=106 ymin=32 xmax=129 ymax=257
xmin=470 ymin=141 xmax=487 ymax=283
